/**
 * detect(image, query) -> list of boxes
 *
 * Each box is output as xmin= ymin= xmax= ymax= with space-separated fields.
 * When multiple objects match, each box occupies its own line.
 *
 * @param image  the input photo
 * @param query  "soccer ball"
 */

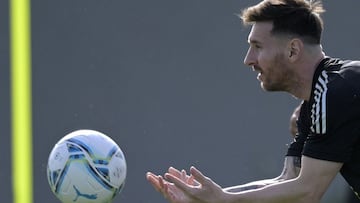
xmin=47 ymin=129 xmax=127 ymax=203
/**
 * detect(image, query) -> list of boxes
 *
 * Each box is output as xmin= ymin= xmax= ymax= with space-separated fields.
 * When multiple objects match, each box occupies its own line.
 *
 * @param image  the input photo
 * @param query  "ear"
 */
xmin=287 ymin=38 xmax=303 ymax=62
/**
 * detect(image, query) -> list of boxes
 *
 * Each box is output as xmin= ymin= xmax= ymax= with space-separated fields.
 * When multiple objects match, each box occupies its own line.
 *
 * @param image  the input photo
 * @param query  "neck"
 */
xmin=289 ymin=47 xmax=325 ymax=100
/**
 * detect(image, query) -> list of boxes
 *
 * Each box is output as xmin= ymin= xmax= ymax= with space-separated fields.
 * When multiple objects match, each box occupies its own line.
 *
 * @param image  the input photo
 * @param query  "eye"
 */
xmin=249 ymin=43 xmax=261 ymax=50
xmin=254 ymin=44 xmax=262 ymax=49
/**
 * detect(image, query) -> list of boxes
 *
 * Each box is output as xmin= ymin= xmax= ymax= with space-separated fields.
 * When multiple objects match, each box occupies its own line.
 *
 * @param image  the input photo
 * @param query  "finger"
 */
xmin=164 ymin=172 xmax=193 ymax=194
xmin=146 ymin=172 xmax=170 ymax=194
xmin=190 ymin=166 xmax=208 ymax=185
xmin=146 ymin=172 xmax=159 ymax=183
xmin=168 ymin=167 xmax=182 ymax=178
xmin=169 ymin=167 xmax=193 ymax=183
xmin=159 ymin=175 xmax=174 ymax=201
xmin=158 ymin=175 xmax=166 ymax=190
xmin=146 ymin=172 xmax=163 ymax=192
xmin=146 ymin=171 xmax=157 ymax=179
xmin=168 ymin=167 xmax=200 ymax=187
xmin=188 ymin=175 xmax=197 ymax=186
xmin=181 ymin=169 xmax=187 ymax=181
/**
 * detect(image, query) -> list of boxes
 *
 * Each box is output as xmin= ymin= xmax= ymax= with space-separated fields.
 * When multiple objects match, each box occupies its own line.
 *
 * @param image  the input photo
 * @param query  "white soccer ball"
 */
xmin=47 ymin=129 xmax=127 ymax=203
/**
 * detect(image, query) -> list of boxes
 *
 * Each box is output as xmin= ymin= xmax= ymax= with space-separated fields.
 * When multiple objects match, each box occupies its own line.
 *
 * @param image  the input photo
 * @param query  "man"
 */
xmin=289 ymin=104 xmax=359 ymax=203
xmin=146 ymin=0 xmax=360 ymax=202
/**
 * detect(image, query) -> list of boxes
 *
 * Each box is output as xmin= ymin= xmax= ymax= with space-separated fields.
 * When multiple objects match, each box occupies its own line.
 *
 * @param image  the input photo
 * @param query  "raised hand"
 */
xmin=147 ymin=170 xmax=193 ymax=203
xmin=147 ymin=166 xmax=227 ymax=203
xmin=164 ymin=166 xmax=226 ymax=203
xmin=167 ymin=167 xmax=200 ymax=186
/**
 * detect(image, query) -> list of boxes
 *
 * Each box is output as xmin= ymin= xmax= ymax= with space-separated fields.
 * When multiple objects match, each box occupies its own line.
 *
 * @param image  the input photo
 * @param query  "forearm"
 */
xmin=224 ymin=178 xmax=284 ymax=192
xmin=225 ymin=156 xmax=301 ymax=193
xmin=222 ymin=156 xmax=341 ymax=203
xmin=224 ymin=178 xmax=317 ymax=203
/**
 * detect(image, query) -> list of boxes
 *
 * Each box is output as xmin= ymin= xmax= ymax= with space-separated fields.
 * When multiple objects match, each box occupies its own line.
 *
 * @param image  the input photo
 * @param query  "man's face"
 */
xmin=244 ymin=21 xmax=294 ymax=92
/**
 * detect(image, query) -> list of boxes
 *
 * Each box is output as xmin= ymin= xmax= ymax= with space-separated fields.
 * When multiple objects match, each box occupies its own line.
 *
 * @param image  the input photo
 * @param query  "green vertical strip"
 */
xmin=10 ymin=0 xmax=33 ymax=201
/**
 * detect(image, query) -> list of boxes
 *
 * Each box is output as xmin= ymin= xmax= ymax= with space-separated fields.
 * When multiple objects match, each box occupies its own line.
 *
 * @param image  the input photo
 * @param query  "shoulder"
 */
xmin=309 ymin=58 xmax=360 ymax=134
xmin=316 ymin=57 xmax=360 ymax=97
xmin=337 ymin=60 xmax=360 ymax=92
xmin=326 ymin=59 xmax=360 ymax=100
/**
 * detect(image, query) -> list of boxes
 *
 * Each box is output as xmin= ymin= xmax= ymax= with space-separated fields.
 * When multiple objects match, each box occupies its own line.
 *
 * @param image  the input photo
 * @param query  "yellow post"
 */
xmin=10 ymin=0 xmax=33 ymax=201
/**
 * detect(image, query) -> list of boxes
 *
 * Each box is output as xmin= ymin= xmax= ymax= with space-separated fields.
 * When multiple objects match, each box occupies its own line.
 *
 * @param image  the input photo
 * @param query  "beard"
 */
xmin=260 ymin=53 xmax=296 ymax=92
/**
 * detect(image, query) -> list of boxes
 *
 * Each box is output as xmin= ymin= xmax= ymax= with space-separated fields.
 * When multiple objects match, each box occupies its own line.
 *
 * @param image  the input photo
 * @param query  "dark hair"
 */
xmin=240 ymin=0 xmax=325 ymax=44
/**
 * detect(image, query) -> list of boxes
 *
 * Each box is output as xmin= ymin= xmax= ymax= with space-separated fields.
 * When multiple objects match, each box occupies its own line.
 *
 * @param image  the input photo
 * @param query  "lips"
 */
xmin=252 ymin=65 xmax=261 ymax=72
xmin=252 ymin=66 xmax=263 ymax=81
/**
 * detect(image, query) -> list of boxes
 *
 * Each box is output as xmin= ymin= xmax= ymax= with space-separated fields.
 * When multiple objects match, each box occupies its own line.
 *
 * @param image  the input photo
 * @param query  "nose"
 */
xmin=243 ymin=48 xmax=256 ymax=67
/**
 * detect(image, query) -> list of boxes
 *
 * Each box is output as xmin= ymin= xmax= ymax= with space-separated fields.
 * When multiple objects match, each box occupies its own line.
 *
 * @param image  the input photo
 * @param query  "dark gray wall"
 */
xmin=1 ymin=1 xmax=360 ymax=202
xmin=0 ymin=0 xmax=11 ymax=202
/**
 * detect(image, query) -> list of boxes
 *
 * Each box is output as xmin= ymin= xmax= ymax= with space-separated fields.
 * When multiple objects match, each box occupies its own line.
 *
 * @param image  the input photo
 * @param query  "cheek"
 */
xmin=257 ymin=51 xmax=275 ymax=69
xmin=259 ymin=50 xmax=286 ymax=70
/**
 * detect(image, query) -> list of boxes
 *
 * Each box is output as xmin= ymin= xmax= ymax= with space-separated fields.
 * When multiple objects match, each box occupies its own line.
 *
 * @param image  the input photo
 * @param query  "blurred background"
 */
xmin=1 ymin=0 xmax=360 ymax=202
